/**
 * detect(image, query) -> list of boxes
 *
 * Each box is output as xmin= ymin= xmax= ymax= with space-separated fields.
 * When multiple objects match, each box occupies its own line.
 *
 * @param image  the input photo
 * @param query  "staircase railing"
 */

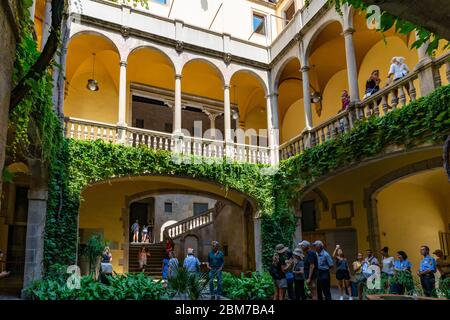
xmin=165 ymin=208 xmax=215 ymax=239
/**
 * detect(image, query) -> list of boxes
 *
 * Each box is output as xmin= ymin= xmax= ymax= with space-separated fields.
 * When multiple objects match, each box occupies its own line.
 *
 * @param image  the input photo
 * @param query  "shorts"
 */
xmin=336 ymin=269 xmax=350 ymax=280
xmin=276 ymin=278 xmax=288 ymax=289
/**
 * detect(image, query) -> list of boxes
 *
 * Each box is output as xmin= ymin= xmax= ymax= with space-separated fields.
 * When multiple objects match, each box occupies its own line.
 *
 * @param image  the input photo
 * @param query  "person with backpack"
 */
xmin=183 ymin=248 xmax=201 ymax=275
xmin=362 ymin=249 xmax=380 ymax=289
xmin=269 ymin=253 xmax=282 ymax=300
xmin=131 ymin=220 xmax=139 ymax=243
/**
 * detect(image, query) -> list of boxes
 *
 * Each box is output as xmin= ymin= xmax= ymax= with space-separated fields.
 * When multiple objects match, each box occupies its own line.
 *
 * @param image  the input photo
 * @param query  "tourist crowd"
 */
xmin=269 ymin=241 xmax=449 ymax=300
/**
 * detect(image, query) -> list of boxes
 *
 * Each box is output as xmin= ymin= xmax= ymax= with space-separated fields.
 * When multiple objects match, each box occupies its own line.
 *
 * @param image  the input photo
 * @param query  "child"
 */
xmin=142 ymin=225 xmax=148 ymax=243
xmin=138 ymin=247 xmax=149 ymax=272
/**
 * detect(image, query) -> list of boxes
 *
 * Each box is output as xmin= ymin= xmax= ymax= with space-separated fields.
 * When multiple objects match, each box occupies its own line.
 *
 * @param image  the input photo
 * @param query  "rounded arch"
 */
xmin=68 ymin=30 xmax=120 ymax=56
xmin=273 ymin=56 xmax=301 ymax=90
xmin=65 ymin=31 xmax=121 ymax=124
xmin=85 ymin=174 xmax=260 ymax=217
xmin=127 ymin=45 xmax=176 ymax=72
xmin=304 ymin=18 xmax=343 ymax=59
xmin=230 ymin=69 xmax=268 ymax=95
xmin=181 ymin=58 xmax=225 ymax=85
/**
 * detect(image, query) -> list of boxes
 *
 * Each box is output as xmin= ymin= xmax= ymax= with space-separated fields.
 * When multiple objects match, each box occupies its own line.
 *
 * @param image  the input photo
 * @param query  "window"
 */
xmin=252 ymin=13 xmax=266 ymax=35
xmin=193 ymin=203 xmax=209 ymax=216
xmin=135 ymin=119 xmax=144 ymax=128
xmin=152 ymin=0 xmax=168 ymax=5
xmin=164 ymin=202 xmax=173 ymax=213
xmin=284 ymin=2 xmax=296 ymax=26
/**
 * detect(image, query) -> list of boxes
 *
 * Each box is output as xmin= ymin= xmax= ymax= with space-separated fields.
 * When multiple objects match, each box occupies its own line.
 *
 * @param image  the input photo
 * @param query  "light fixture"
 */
xmin=310 ymin=92 xmax=322 ymax=104
xmin=86 ymin=53 xmax=99 ymax=91
xmin=232 ymin=109 xmax=240 ymax=120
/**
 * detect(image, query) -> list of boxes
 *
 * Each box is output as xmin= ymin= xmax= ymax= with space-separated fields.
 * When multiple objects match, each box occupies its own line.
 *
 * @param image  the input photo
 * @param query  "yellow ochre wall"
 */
xmin=378 ymin=181 xmax=447 ymax=272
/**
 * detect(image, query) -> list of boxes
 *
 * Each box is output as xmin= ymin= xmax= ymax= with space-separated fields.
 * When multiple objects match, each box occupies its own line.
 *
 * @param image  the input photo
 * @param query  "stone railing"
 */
xmin=64 ymin=117 xmax=271 ymax=164
xmin=165 ymin=209 xmax=214 ymax=239
xmin=279 ymin=53 xmax=450 ymax=160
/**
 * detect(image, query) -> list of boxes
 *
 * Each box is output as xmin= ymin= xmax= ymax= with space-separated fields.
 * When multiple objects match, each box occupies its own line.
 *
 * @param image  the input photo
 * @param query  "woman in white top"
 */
xmin=387 ymin=56 xmax=410 ymax=100
xmin=380 ymin=246 xmax=395 ymax=293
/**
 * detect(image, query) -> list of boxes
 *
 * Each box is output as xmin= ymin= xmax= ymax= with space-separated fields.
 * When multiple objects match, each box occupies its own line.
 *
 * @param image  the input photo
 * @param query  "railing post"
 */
xmin=117 ymin=125 xmax=128 ymax=145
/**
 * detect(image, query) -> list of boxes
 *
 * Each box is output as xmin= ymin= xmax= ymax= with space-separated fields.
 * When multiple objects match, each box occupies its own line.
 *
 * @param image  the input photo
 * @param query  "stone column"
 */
xmin=266 ymin=93 xmax=280 ymax=165
xmin=253 ymin=217 xmax=263 ymax=271
xmin=117 ymin=61 xmax=128 ymax=143
xmin=223 ymin=85 xmax=232 ymax=143
xmin=415 ymin=33 xmax=439 ymax=96
xmin=343 ymin=28 xmax=360 ymax=102
xmin=174 ymin=74 xmax=182 ymax=135
xmin=206 ymin=112 xmax=220 ymax=139
xmin=41 ymin=0 xmax=52 ymax=50
xmin=21 ymin=160 xmax=48 ymax=298
xmin=300 ymin=66 xmax=313 ymax=129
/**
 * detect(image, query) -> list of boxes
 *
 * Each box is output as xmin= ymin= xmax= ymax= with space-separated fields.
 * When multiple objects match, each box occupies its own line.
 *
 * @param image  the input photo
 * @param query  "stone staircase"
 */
xmin=128 ymin=202 xmax=225 ymax=278
xmin=128 ymin=242 xmax=166 ymax=278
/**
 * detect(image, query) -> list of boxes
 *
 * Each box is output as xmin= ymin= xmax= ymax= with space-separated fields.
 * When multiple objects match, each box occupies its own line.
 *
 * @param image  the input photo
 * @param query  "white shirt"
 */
xmin=389 ymin=63 xmax=409 ymax=80
xmin=382 ymin=256 xmax=395 ymax=275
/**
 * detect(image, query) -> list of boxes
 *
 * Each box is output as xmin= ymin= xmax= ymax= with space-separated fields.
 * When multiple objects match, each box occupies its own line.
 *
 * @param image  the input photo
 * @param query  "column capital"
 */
xmin=343 ymin=27 xmax=356 ymax=36
xmin=224 ymin=84 xmax=231 ymax=90
xmin=265 ymin=92 xmax=279 ymax=99
xmin=300 ymin=66 xmax=310 ymax=73
xmin=175 ymin=74 xmax=182 ymax=80
xmin=120 ymin=61 xmax=128 ymax=68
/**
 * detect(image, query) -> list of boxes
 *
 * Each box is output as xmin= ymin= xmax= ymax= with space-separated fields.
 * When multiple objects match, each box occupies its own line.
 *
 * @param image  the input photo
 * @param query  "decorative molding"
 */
xmin=223 ymin=53 xmax=232 ymax=65
xmin=175 ymin=40 xmax=184 ymax=53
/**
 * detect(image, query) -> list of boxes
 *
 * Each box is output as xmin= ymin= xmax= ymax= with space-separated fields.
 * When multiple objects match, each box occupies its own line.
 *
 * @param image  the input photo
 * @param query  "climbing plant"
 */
xmin=305 ymin=0 xmax=449 ymax=54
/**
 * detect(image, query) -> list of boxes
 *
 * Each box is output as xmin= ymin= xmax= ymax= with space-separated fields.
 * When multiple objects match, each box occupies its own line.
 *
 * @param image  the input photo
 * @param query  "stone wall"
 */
xmin=0 ymin=1 xmax=19 ymax=208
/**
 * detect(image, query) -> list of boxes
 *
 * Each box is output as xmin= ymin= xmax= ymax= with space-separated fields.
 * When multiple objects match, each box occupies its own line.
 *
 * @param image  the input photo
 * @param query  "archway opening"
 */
xmin=230 ymin=71 xmax=267 ymax=145
xmin=77 ymin=175 xmax=258 ymax=276
xmin=127 ymin=47 xmax=176 ymax=132
xmin=65 ymin=33 xmax=120 ymax=124
xmin=277 ymin=58 xmax=305 ymax=143
xmin=308 ymin=21 xmax=347 ymax=126
xmin=180 ymin=60 xmax=229 ymax=139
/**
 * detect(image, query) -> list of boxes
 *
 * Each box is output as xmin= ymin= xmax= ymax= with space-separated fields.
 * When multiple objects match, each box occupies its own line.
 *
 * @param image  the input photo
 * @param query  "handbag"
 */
xmin=101 ymin=262 xmax=113 ymax=274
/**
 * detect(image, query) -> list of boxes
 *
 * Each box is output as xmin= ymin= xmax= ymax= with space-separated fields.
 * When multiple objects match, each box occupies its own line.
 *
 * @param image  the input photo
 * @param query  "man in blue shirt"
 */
xmin=183 ymin=248 xmax=201 ymax=275
xmin=313 ymin=240 xmax=334 ymax=300
xmin=207 ymin=241 xmax=224 ymax=300
xmin=417 ymin=245 xmax=437 ymax=297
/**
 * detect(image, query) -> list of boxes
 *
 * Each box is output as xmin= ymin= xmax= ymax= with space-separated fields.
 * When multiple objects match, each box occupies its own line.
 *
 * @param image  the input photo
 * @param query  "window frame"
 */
xmin=252 ymin=12 xmax=267 ymax=36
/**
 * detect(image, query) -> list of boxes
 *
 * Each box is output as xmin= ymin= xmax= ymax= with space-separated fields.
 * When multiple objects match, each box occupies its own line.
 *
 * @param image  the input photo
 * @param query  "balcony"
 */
xmin=64 ymin=118 xmax=271 ymax=164
xmin=279 ymin=52 xmax=450 ymax=160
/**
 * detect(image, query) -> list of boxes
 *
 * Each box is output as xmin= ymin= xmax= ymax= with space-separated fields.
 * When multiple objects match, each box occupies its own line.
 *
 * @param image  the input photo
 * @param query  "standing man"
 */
xmin=184 ymin=248 xmax=201 ymax=275
xmin=433 ymin=249 xmax=450 ymax=281
xmin=207 ymin=241 xmax=224 ymax=300
xmin=418 ymin=245 xmax=437 ymax=297
xmin=313 ymin=240 xmax=334 ymax=300
xmin=298 ymin=240 xmax=318 ymax=300
xmin=131 ymin=220 xmax=139 ymax=243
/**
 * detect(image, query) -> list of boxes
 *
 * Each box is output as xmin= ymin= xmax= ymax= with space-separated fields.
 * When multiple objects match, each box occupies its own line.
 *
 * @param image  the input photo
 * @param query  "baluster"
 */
xmin=109 ymin=129 xmax=114 ymax=142
xmin=95 ymin=127 xmax=100 ymax=140
xmin=365 ymin=102 xmax=372 ymax=118
xmin=77 ymin=125 xmax=82 ymax=140
xmin=381 ymin=95 xmax=389 ymax=114
xmin=83 ymin=126 xmax=88 ymax=140
xmin=68 ymin=123 xmax=74 ymax=139
xmin=89 ymin=127 xmax=94 ymax=140
xmin=103 ymin=128 xmax=108 ymax=141
xmin=158 ymin=137 xmax=163 ymax=149
xmin=398 ymin=86 xmax=406 ymax=106
xmin=390 ymin=90 xmax=399 ymax=110
xmin=320 ymin=128 xmax=325 ymax=144
xmin=409 ymin=80 xmax=416 ymax=101
xmin=326 ymin=125 xmax=331 ymax=140
xmin=373 ymin=100 xmax=380 ymax=117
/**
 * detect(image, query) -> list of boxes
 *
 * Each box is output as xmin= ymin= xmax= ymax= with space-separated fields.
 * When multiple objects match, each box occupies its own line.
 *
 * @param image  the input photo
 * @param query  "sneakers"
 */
xmin=349 ymin=296 xmax=353 ymax=300
xmin=210 ymin=295 xmax=216 ymax=300
xmin=339 ymin=296 xmax=344 ymax=300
